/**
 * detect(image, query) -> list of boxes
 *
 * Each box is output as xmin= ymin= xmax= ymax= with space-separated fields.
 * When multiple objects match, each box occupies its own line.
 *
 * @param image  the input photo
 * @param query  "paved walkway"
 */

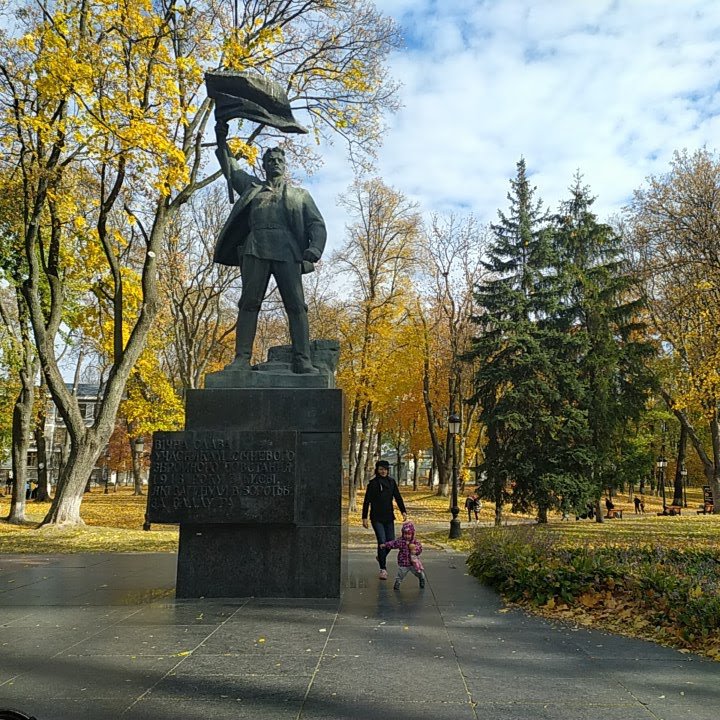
xmin=0 ymin=547 xmax=717 ymax=720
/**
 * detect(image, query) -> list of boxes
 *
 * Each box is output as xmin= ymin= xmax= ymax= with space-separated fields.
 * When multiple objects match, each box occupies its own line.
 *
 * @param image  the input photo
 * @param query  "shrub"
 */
xmin=467 ymin=526 xmax=720 ymax=652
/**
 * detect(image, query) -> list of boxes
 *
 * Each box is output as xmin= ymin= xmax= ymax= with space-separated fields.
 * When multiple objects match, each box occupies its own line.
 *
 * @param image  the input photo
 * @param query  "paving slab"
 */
xmin=0 ymin=548 xmax=717 ymax=720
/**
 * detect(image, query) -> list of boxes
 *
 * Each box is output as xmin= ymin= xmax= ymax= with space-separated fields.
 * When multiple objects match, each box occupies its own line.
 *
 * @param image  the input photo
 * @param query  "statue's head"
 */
xmin=262 ymin=147 xmax=286 ymax=179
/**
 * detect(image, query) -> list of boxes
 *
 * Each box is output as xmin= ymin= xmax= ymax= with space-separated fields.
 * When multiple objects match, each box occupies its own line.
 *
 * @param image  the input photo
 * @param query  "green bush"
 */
xmin=467 ymin=526 xmax=720 ymax=642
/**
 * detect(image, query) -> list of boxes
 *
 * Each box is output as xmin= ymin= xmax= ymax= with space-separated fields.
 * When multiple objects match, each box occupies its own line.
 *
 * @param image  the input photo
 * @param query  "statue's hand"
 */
xmin=303 ymin=247 xmax=322 ymax=263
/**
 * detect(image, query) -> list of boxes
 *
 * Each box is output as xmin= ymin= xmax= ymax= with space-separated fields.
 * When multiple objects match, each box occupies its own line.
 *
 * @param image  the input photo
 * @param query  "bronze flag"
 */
xmin=205 ymin=71 xmax=308 ymax=134
xmin=205 ymin=71 xmax=307 ymax=202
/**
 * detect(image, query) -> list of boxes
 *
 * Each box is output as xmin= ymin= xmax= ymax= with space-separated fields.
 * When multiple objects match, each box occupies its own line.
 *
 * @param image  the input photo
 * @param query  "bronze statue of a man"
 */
xmin=213 ymin=147 xmax=326 ymax=374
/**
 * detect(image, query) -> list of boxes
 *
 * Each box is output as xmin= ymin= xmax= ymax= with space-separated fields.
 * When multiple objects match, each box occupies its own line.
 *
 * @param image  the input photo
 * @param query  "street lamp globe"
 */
xmin=448 ymin=413 xmax=460 ymax=435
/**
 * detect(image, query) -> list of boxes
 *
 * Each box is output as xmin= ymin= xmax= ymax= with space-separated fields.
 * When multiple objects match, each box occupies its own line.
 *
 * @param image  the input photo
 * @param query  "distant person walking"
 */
xmin=362 ymin=460 xmax=407 ymax=580
xmin=634 ymin=496 xmax=641 ymax=514
xmin=465 ymin=493 xmax=480 ymax=522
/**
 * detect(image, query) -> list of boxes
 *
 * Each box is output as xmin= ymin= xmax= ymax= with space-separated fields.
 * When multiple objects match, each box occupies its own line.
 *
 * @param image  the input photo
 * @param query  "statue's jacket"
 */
xmin=213 ymin=154 xmax=326 ymax=274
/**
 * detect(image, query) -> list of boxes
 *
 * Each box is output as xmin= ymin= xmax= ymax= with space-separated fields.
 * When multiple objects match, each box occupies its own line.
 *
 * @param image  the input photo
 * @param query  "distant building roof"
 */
xmin=64 ymin=383 xmax=101 ymax=399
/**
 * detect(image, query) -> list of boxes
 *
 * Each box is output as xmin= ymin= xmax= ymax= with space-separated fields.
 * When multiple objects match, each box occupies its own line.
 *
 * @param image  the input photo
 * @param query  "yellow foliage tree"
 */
xmin=334 ymin=178 xmax=421 ymax=510
xmin=415 ymin=214 xmax=490 ymax=499
xmin=627 ymin=148 xmax=720 ymax=511
xmin=377 ymin=317 xmax=429 ymax=489
xmin=0 ymin=0 xmax=401 ymax=526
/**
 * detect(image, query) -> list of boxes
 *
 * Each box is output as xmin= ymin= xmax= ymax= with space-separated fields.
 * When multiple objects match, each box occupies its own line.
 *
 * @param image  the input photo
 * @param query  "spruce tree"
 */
xmin=468 ymin=159 xmax=584 ymax=524
xmin=551 ymin=176 xmax=655 ymax=508
xmin=469 ymin=167 xmax=653 ymax=524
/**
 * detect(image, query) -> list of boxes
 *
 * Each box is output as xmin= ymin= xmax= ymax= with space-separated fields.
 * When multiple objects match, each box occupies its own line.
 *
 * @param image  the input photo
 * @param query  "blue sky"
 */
xmin=309 ymin=0 xmax=720 ymax=255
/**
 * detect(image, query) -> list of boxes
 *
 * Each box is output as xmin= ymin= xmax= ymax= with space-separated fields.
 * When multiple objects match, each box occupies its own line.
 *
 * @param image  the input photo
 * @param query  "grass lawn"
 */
xmin=2 ymin=485 xmax=515 ymax=553
xmin=2 ymin=484 xmax=714 ymax=553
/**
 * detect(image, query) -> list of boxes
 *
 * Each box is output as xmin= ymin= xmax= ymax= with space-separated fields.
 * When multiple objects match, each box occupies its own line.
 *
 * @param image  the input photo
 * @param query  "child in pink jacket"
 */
xmin=380 ymin=520 xmax=426 ymax=589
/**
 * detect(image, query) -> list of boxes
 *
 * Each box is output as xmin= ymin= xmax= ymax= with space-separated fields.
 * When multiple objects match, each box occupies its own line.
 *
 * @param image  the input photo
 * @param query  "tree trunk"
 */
xmin=8 ymin=447 xmax=28 ymax=524
xmin=28 ymin=196 xmax=167 ymax=527
xmin=661 ymin=388 xmax=715 ymax=489
xmin=6 ymin=381 xmax=34 ymax=523
xmin=42 ymin=442 xmax=101 ymax=525
xmin=133 ymin=464 xmax=143 ymax=496
xmin=412 ymin=451 xmax=419 ymax=491
xmin=437 ymin=470 xmax=450 ymax=497
xmin=356 ymin=409 xmax=376 ymax=492
xmin=351 ymin=427 xmax=368 ymax=512
xmin=347 ymin=396 xmax=360 ymax=512
xmin=672 ymin=423 xmax=687 ymax=507
xmin=420 ymin=313 xmax=449 ymax=495
xmin=710 ymin=413 xmax=720 ymax=515
xmin=458 ymin=430 xmax=466 ymax=493
xmin=493 ymin=487 xmax=503 ymax=527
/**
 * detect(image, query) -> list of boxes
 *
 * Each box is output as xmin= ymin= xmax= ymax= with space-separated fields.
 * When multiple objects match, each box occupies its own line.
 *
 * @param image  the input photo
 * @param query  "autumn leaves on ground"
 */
xmin=0 ymin=489 xmax=179 ymax=553
xmin=2 ymin=487 xmax=719 ymax=661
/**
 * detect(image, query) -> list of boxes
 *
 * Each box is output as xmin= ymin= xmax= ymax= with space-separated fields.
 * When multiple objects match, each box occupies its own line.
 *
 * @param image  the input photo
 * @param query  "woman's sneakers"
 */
xmin=379 ymin=569 xmax=388 ymax=580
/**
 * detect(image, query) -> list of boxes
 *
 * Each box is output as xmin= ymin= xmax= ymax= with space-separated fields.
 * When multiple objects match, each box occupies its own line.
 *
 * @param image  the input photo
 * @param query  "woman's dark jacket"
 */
xmin=361 ymin=475 xmax=406 ymax=523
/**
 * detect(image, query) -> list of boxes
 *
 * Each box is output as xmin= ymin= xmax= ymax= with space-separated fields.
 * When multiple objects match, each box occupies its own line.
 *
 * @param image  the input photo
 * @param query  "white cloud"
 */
xmin=301 ymin=0 xmax=720 ymax=256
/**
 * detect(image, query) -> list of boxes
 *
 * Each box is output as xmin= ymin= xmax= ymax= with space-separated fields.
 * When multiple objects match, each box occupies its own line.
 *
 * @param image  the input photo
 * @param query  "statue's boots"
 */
xmin=234 ymin=309 xmax=258 ymax=370
xmin=289 ymin=312 xmax=318 ymax=374
xmin=293 ymin=357 xmax=318 ymax=374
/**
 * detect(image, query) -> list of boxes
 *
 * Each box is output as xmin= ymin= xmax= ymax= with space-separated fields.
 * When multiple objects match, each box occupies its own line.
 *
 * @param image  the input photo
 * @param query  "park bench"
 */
xmin=697 ymin=502 xmax=714 ymax=515
xmin=657 ymin=505 xmax=682 ymax=516
xmin=605 ymin=508 xmax=623 ymax=519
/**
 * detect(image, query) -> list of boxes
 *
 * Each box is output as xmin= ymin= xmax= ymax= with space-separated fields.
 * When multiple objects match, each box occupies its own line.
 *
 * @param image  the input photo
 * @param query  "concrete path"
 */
xmin=0 ymin=548 xmax=717 ymax=720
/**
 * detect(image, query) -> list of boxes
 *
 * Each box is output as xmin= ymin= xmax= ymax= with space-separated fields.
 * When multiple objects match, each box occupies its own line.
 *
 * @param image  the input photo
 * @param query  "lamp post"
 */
xmin=133 ymin=437 xmax=146 ymax=494
xmin=448 ymin=412 xmax=461 ymax=539
xmin=103 ymin=447 xmax=111 ymax=494
xmin=134 ymin=437 xmax=145 ymax=491
xmin=656 ymin=455 xmax=667 ymax=509
xmin=53 ymin=444 xmax=62 ymax=487
xmin=36 ymin=463 xmax=44 ymax=500
xmin=681 ymin=465 xmax=688 ymax=508
xmin=135 ymin=438 xmax=151 ymax=530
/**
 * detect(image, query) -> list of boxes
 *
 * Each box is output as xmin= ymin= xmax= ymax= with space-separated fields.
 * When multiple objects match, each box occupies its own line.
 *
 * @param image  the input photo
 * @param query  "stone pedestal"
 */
xmin=147 ymin=388 xmax=345 ymax=598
